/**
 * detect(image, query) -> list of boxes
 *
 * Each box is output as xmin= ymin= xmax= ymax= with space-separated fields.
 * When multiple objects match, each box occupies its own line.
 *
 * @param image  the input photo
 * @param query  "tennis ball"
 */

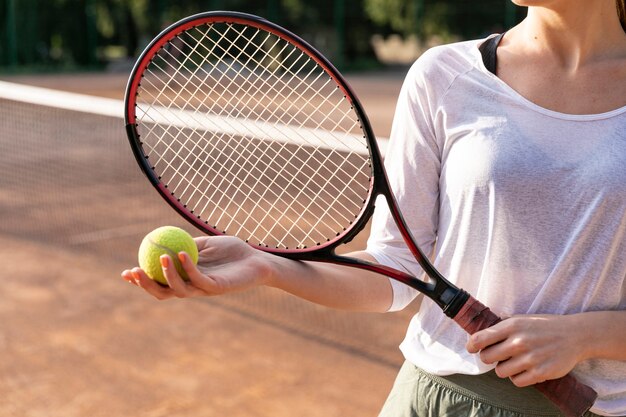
xmin=138 ymin=226 xmax=199 ymax=285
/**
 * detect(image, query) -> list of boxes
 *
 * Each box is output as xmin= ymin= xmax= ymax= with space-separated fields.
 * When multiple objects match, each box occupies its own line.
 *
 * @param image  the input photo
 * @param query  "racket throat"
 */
xmin=435 ymin=287 xmax=470 ymax=318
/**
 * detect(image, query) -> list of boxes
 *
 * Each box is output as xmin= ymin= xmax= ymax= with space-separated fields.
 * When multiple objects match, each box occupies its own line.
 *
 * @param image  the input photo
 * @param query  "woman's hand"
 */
xmin=121 ymin=235 xmax=393 ymax=311
xmin=121 ymin=235 xmax=274 ymax=300
xmin=465 ymin=315 xmax=585 ymax=387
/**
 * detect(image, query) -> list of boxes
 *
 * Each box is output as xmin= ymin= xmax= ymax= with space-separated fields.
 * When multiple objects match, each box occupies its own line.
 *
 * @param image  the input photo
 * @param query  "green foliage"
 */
xmin=366 ymin=0 xmax=523 ymax=41
xmin=0 ymin=0 xmax=524 ymax=71
xmin=365 ymin=0 xmax=419 ymax=35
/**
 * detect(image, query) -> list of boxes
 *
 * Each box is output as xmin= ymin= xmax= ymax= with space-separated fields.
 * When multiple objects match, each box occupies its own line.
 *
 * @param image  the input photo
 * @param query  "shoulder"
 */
xmin=404 ymin=38 xmax=487 ymax=95
xmin=415 ymin=38 xmax=484 ymax=69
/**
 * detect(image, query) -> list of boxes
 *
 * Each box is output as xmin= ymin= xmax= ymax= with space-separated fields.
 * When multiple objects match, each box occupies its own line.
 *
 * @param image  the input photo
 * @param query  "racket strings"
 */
xmin=150 ymin=35 xmax=360 ymax=214
xmin=185 ymin=24 xmax=368 ymax=176
xmin=142 ymin=81 xmax=367 ymax=247
xmin=134 ymin=20 xmax=372 ymax=249
xmin=141 ymin=26 xmax=366 ymax=237
xmin=146 ymin=27 xmax=357 ymax=206
xmin=139 ymin=75 xmax=351 ymax=245
xmin=146 ymin=23 xmax=366 ymax=196
xmin=186 ymin=24 xmax=365 ymax=170
xmin=143 ymin=64 xmax=366 ymax=247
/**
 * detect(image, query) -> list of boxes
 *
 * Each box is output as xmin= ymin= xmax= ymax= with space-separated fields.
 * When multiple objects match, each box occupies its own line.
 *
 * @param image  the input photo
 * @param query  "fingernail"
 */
xmin=131 ymin=271 xmax=141 ymax=286
xmin=160 ymin=255 xmax=170 ymax=268
xmin=178 ymin=252 xmax=187 ymax=263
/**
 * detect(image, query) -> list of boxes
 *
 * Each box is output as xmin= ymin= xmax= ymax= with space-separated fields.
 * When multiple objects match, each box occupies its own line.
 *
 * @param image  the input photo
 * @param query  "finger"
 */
xmin=131 ymin=268 xmax=175 ymax=300
xmin=121 ymin=269 xmax=139 ymax=286
xmin=493 ymin=356 xmax=531 ymax=381
xmin=178 ymin=251 xmax=222 ymax=294
xmin=160 ymin=255 xmax=190 ymax=297
xmin=477 ymin=339 xmax=515 ymax=365
xmin=504 ymin=366 xmax=544 ymax=387
xmin=493 ymin=347 xmax=567 ymax=386
xmin=177 ymin=251 xmax=195 ymax=273
xmin=467 ymin=325 xmax=508 ymax=353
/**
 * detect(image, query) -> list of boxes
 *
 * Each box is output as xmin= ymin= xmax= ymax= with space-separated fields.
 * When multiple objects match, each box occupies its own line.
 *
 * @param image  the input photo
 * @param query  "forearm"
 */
xmin=265 ymin=251 xmax=394 ymax=313
xmin=576 ymin=310 xmax=626 ymax=362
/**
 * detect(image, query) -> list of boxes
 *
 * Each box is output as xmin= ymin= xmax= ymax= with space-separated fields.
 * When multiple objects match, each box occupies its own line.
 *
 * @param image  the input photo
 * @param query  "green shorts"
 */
xmin=378 ymin=361 xmax=605 ymax=417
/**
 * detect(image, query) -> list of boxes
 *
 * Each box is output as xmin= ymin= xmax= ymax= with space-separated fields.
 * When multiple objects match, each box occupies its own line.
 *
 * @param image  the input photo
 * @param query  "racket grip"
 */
xmin=452 ymin=296 xmax=597 ymax=417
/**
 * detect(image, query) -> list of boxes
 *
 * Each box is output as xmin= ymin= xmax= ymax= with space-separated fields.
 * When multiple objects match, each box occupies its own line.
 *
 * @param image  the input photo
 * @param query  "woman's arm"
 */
xmin=121 ymin=235 xmax=394 ymax=313
xmin=466 ymin=311 xmax=626 ymax=387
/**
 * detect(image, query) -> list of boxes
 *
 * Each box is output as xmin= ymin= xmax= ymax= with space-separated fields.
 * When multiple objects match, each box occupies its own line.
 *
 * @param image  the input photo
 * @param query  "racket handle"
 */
xmin=452 ymin=296 xmax=598 ymax=417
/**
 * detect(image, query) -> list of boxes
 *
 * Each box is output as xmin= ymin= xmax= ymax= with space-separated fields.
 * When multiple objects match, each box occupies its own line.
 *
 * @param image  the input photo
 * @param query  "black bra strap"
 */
xmin=479 ymin=33 xmax=505 ymax=75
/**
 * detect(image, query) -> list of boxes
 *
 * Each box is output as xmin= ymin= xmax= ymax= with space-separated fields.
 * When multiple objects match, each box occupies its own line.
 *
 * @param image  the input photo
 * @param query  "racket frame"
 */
xmin=124 ymin=10 xmax=468 ymax=315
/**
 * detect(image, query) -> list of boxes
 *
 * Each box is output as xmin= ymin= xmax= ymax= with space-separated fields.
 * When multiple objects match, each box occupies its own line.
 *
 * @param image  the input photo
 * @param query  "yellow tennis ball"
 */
xmin=138 ymin=226 xmax=199 ymax=285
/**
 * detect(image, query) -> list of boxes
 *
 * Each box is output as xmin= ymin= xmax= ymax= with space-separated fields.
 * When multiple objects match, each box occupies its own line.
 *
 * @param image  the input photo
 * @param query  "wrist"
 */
xmin=563 ymin=313 xmax=596 ymax=363
xmin=260 ymin=251 xmax=302 ymax=289
xmin=569 ymin=311 xmax=626 ymax=362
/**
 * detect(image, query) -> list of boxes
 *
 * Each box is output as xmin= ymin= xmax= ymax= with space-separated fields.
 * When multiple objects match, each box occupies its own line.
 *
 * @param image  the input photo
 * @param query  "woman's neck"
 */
xmin=494 ymin=1 xmax=626 ymax=114
xmin=513 ymin=2 xmax=626 ymax=70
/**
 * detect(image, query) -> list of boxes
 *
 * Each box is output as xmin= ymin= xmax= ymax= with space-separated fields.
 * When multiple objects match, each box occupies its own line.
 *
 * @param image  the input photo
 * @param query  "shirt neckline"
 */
xmin=472 ymin=36 xmax=626 ymax=121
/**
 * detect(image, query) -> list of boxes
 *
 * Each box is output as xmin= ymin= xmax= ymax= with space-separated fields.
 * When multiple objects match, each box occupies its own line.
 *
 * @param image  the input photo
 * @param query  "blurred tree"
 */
xmin=365 ymin=0 xmax=421 ymax=35
xmin=0 ymin=0 xmax=524 ymax=71
xmin=365 ymin=0 xmax=523 ymax=41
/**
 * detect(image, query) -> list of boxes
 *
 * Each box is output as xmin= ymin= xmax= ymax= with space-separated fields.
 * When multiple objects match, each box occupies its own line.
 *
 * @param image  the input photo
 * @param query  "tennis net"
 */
xmin=0 ymin=78 xmax=407 ymax=367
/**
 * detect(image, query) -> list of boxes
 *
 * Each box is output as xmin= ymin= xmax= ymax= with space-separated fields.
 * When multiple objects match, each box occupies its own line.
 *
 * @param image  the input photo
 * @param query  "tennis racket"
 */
xmin=124 ymin=11 xmax=596 ymax=417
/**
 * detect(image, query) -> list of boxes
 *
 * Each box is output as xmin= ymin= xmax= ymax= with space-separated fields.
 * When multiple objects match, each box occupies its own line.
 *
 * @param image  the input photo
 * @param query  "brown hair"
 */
xmin=618 ymin=0 xmax=626 ymax=32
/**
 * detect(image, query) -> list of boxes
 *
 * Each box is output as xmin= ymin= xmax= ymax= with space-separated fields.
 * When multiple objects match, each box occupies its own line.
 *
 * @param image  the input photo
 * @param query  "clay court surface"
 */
xmin=0 ymin=69 xmax=416 ymax=417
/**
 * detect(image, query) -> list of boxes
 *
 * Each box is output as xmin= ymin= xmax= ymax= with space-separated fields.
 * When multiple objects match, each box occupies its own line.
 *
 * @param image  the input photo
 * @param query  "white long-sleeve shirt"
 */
xmin=366 ymin=38 xmax=626 ymax=416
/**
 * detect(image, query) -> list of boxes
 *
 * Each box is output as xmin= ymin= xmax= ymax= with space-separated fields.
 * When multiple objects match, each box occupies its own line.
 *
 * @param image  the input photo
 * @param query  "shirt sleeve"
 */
xmin=366 ymin=55 xmax=444 ymax=312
